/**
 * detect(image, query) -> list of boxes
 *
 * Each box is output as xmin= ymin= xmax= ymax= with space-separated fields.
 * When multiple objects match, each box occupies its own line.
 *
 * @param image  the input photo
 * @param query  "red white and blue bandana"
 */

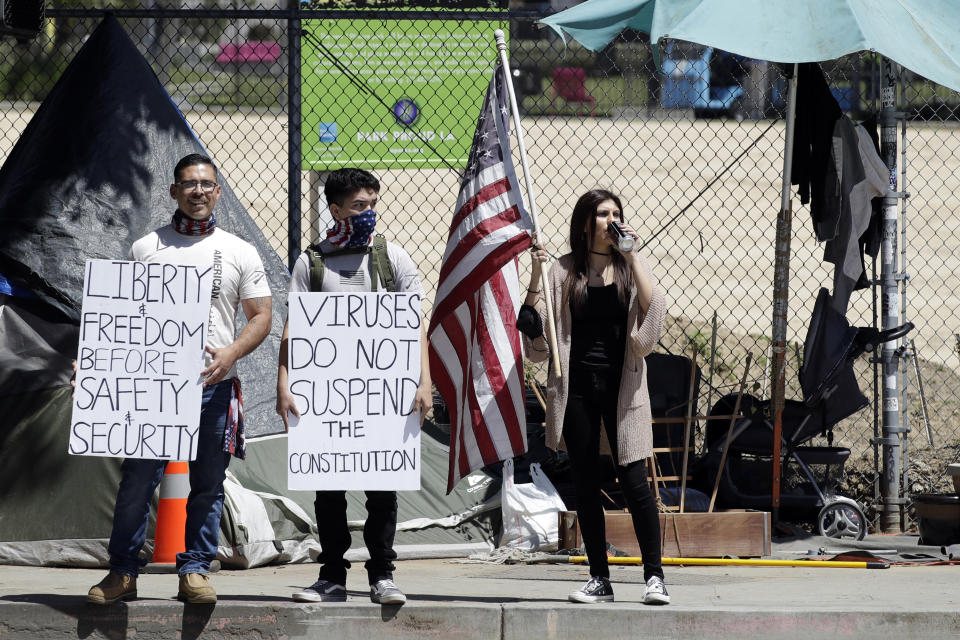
xmin=326 ymin=209 xmax=376 ymax=248
xmin=222 ymin=377 xmax=245 ymax=460
xmin=172 ymin=209 xmax=217 ymax=236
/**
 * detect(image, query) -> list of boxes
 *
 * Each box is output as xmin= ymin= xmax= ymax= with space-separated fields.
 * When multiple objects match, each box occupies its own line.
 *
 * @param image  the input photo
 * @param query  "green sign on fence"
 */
xmin=301 ymin=18 xmax=506 ymax=171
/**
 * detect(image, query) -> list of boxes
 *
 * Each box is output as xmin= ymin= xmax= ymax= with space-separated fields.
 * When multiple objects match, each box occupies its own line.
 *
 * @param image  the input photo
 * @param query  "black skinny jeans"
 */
xmin=313 ymin=490 xmax=398 ymax=586
xmin=562 ymin=368 xmax=664 ymax=581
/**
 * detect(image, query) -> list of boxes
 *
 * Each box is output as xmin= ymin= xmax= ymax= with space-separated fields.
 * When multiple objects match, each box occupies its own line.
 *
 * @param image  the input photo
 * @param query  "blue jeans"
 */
xmin=107 ymin=380 xmax=233 ymax=576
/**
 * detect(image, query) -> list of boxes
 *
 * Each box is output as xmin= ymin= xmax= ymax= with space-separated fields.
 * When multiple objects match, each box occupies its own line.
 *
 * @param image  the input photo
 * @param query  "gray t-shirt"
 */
xmin=289 ymin=238 xmax=424 ymax=298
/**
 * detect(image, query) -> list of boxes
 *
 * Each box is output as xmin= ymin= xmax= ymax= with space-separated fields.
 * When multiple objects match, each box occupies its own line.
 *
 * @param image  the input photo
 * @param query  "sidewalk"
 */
xmin=2 ymin=558 xmax=958 ymax=639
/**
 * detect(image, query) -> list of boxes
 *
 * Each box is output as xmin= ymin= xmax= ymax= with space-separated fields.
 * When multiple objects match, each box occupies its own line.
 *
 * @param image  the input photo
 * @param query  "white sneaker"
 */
xmin=370 ymin=578 xmax=406 ymax=605
xmin=292 ymin=579 xmax=346 ymax=602
xmin=568 ymin=576 xmax=614 ymax=603
xmin=643 ymin=576 xmax=670 ymax=605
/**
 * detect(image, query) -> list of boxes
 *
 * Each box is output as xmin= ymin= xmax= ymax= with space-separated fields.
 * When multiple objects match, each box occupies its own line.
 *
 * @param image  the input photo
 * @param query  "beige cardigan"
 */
xmin=524 ymin=252 xmax=666 ymax=464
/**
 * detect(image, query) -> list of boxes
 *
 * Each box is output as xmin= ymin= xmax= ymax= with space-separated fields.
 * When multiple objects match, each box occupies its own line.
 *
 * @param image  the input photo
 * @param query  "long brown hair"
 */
xmin=566 ymin=189 xmax=632 ymax=314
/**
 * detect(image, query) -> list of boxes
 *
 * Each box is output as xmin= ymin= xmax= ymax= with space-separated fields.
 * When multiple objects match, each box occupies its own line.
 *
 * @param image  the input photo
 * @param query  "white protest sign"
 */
xmin=287 ymin=292 xmax=422 ymax=491
xmin=69 ymin=260 xmax=212 ymax=460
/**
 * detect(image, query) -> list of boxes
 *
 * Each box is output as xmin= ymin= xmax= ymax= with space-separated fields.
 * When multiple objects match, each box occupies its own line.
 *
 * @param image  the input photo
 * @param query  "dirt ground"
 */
xmin=5 ymin=108 xmax=959 ymax=359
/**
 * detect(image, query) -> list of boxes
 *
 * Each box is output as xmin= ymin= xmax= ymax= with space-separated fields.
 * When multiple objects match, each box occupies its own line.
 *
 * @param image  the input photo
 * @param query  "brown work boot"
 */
xmin=177 ymin=573 xmax=217 ymax=604
xmin=87 ymin=571 xmax=137 ymax=605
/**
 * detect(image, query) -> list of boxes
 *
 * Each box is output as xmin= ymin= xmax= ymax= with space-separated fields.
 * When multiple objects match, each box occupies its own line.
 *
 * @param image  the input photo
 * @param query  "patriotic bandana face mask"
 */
xmin=326 ymin=209 xmax=376 ymax=248
xmin=172 ymin=209 xmax=216 ymax=236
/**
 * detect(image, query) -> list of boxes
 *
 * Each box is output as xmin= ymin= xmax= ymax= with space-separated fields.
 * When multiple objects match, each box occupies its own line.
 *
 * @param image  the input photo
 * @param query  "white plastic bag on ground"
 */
xmin=499 ymin=458 xmax=567 ymax=551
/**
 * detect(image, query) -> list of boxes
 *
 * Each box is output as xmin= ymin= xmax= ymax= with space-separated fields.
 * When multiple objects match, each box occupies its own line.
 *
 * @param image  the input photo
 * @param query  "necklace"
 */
xmin=588 ymin=256 xmax=610 ymax=280
xmin=589 ymin=250 xmax=611 ymax=256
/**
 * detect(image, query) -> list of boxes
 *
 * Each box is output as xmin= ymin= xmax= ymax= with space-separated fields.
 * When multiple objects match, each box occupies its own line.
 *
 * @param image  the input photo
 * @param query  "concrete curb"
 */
xmin=3 ymin=599 xmax=960 ymax=640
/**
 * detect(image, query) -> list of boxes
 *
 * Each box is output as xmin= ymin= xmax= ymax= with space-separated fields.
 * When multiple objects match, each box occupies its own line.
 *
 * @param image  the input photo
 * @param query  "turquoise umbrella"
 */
xmin=541 ymin=0 xmax=960 ymax=93
xmin=542 ymin=0 xmax=958 ymax=523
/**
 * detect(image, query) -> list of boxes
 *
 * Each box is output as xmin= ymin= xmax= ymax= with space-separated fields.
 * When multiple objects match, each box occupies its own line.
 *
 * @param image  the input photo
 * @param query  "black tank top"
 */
xmin=569 ymin=283 xmax=629 ymax=371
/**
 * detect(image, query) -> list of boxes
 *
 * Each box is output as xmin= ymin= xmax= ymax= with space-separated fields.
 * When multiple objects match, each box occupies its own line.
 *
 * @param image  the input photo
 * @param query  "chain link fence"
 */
xmin=2 ymin=2 xmax=959 ymax=532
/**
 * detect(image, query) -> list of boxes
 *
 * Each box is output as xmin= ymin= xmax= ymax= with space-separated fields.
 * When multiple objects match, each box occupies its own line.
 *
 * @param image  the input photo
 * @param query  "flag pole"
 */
xmin=494 ymin=29 xmax=562 ymax=376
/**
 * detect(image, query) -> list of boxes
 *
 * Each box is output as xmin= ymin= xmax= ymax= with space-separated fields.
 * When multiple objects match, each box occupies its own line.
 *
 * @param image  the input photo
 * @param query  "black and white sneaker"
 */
xmin=643 ymin=576 xmax=670 ymax=605
xmin=292 ymin=579 xmax=347 ymax=602
xmin=568 ymin=576 xmax=614 ymax=603
xmin=370 ymin=578 xmax=406 ymax=605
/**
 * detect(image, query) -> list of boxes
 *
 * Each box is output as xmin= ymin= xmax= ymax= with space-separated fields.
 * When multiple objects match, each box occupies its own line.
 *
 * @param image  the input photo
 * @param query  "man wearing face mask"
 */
xmin=276 ymin=167 xmax=432 ymax=605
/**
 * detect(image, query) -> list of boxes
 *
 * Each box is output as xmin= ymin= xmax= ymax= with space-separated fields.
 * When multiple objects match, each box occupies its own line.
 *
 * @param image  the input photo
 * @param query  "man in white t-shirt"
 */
xmin=276 ymin=167 xmax=432 ymax=606
xmin=87 ymin=153 xmax=273 ymax=606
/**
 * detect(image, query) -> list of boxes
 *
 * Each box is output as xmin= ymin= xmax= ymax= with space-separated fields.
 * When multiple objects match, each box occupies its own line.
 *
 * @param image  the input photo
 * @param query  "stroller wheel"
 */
xmin=817 ymin=498 xmax=867 ymax=540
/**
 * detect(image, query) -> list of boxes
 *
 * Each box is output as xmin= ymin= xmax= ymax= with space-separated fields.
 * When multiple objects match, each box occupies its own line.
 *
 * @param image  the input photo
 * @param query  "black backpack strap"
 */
xmin=371 ymin=234 xmax=396 ymax=292
xmin=307 ymin=237 xmax=395 ymax=293
xmin=306 ymin=243 xmax=325 ymax=292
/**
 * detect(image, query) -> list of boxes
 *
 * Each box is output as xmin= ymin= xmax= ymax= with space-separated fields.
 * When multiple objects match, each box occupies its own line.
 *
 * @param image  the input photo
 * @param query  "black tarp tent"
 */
xmin=0 ymin=16 xmax=499 ymax=567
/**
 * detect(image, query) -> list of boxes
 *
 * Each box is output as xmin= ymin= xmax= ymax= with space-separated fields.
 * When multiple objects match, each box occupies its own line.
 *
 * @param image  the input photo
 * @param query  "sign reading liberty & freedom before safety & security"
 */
xmin=69 ymin=260 xmax=212 ymax=460
xmin=286 ymin=292 xmax=422 ymax=491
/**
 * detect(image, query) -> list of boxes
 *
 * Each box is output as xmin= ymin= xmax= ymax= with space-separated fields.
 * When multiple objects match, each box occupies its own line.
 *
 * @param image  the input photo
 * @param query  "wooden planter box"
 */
xmin=558 ymin=509 xmax=771 ymax=558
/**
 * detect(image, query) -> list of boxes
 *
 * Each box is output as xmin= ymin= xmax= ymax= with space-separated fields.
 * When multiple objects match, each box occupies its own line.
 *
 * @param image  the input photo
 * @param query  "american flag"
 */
xmin=428 ymin=63 xmax=535 ymax=493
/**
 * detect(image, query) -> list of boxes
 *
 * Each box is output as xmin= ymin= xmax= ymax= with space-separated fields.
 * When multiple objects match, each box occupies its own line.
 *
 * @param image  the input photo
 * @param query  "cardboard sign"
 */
xmin=287 ymin=292 xmax=422 ymax=491
xmin=69 ymin=260 xmax=212 ymax=460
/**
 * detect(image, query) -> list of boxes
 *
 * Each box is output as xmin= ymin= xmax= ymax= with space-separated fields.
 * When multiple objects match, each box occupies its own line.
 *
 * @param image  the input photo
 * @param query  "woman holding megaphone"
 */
xmin=519 ymin=189 xmax=669 ymax=605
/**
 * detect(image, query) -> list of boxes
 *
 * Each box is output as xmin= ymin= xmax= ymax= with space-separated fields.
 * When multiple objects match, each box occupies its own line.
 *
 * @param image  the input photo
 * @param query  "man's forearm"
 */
xmin=277 ymin=342 xmax=289 ymax=384
xmin=277 ymin=322 xmax=290 ymax=389
xmin=419 ymin=323 xmax=432 ymax=387
xmin=232 ymin=312 xmax=271 ymax=359
xmin=232 ymin=296 xmax=273 ymax=360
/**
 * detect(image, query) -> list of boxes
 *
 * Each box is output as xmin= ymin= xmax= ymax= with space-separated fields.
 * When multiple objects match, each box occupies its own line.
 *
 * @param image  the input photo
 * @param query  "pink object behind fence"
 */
xmin=552 ymin=67 xmax=594 ymax=103
xmin=216 ymin=41 xmax=281 ymax=64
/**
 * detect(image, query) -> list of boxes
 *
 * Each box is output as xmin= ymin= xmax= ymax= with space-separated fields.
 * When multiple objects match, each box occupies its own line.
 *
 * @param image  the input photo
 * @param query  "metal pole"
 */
xmin=899 ymin=79 xmax=912 ymax=529
xmin=879 ymin=58 xmax=903 ymax=533
xmin=679 ymin=343 xmax=698 ymax=513
xmin=287 ymin=10 xmax=302 ymax=271
xmin=746 ymin=60 xmax=768 ymax=120
xmin=872 ymin=252 xmax=880 ymax=528
xmin=910 ymin=340 xmax=934 ymax=447
xmin=707 ymin=310 xmax=718 ymax=413
xmin=870 ymin=53 xmax=882 ymax=527
xmin=770 ymin=63 xmax=799 ymax=524
xmin=564 ymin=556 xmax=888 ymax=569
xmin=494 ymin=28 xmax=562 ymax=376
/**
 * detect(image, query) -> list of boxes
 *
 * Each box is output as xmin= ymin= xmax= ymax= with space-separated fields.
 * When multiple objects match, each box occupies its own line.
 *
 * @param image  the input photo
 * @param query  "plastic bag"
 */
xmin=499 ymin=458 xmax=567 ymax=551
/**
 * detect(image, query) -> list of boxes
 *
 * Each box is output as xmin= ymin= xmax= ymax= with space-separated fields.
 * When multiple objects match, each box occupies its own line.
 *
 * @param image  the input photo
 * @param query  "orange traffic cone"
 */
xmin=152 ymin=461 xmax=189 ymax=564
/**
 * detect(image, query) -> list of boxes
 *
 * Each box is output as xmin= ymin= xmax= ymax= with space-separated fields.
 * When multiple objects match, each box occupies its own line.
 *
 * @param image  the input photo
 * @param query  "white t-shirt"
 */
xmin=131 ymin=225 xmax=272 ymax=378
xmin=289 ymin=238 xmax=424 ymax=298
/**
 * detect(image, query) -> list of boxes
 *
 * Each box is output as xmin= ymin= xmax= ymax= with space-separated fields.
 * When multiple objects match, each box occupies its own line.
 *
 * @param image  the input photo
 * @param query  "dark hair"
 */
xmin=174 ymin=153 xmax=218 ymax=182
xmin=566 ymin=189 xmax=632 ymax=313
xmin=324 ymin=168 xmax=380 ymax=206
